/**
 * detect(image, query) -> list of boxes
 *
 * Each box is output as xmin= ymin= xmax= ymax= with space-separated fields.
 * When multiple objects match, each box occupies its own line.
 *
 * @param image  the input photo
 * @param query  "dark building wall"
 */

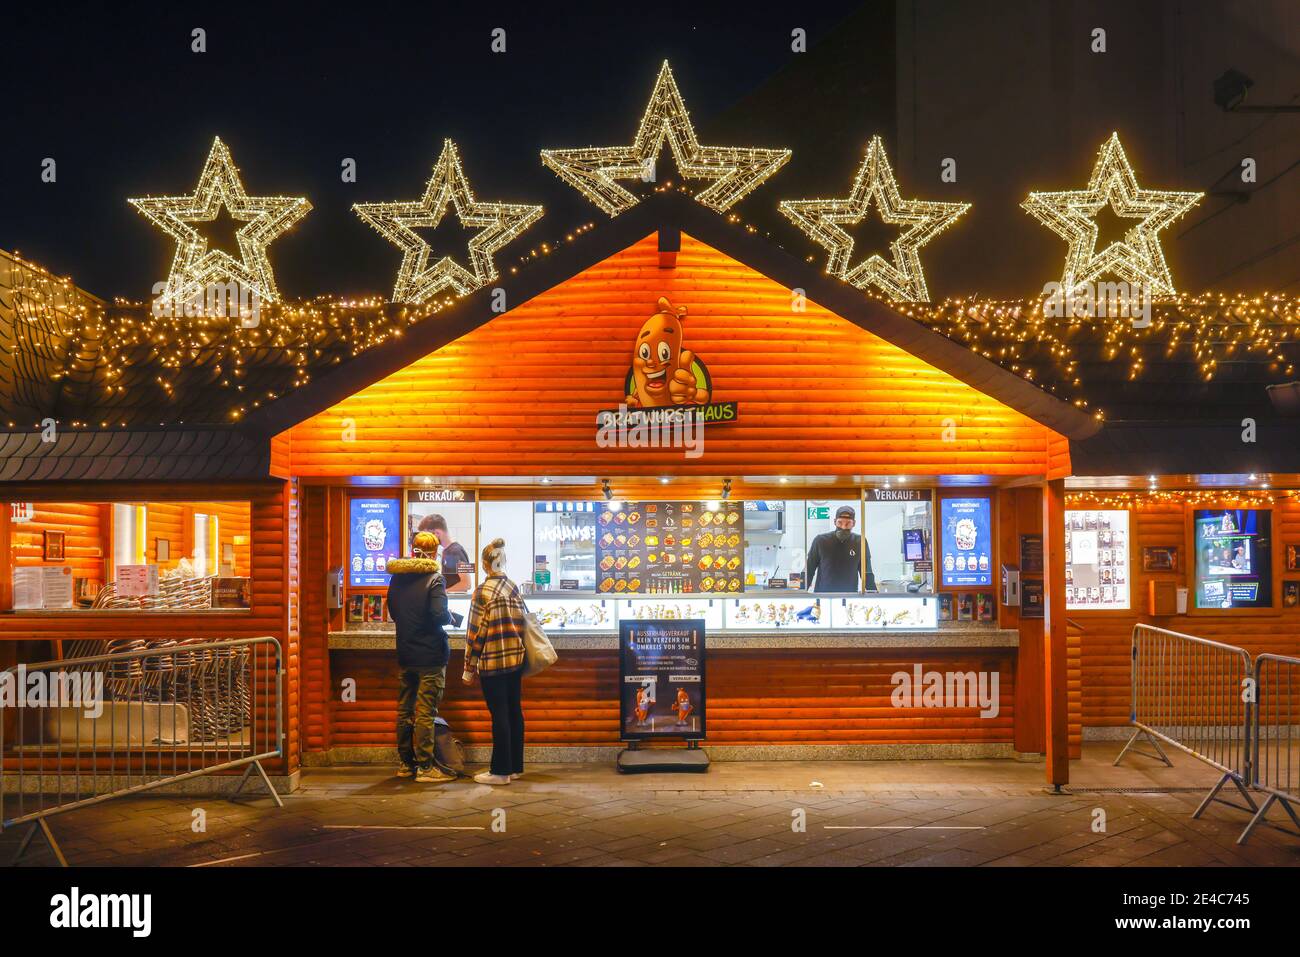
xmin=894 ymin=0 xmax=1300 ymax=297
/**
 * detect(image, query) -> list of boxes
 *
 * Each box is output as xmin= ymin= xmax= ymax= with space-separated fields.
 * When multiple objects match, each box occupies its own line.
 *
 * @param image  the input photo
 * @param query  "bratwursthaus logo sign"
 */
xmin=595 ymin=297 xmax=738 ymax=457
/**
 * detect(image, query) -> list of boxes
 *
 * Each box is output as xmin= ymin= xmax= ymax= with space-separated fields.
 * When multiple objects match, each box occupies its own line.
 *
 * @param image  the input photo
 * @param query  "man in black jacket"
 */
xmin=806 ymin=505 xmax=877 ymax=593
xmin=388 ymin=531 xmax=455 ymax=783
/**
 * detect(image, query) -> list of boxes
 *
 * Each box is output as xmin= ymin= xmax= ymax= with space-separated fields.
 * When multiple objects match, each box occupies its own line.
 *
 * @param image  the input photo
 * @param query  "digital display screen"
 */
xmin=1193 ymin=509 xmax=1272 ymax=609
xmin=941 ymin=497 xmax=992 ymax=587
xmin=349 ymin=498 xmax=401 ymax=588
xmin=903 ymin=528 xmax=925 ymax=562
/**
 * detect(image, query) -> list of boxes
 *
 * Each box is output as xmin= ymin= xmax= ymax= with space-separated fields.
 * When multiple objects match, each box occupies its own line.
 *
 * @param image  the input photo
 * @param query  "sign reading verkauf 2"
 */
xmin=619 ymin=619 xmax=705 ymax=741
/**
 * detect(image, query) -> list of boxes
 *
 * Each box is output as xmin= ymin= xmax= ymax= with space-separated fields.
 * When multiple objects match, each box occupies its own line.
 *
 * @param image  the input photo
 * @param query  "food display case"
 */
xmin=444 ymin=593 xmax=938 ymax=633
xmin=619 ymin=596 xmax=727 ymax=630
xmin=521 ymin=596 xmax=616 ymax=631
xmin=828 ymin=595 xmax=937 ymax=629
xmin=724 ymin=595 xmax=826 ymax=629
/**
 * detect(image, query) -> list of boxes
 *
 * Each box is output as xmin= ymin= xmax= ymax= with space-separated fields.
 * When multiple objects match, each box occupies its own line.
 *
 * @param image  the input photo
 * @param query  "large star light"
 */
xmin=541 ymin=61 xmax=790 ymax=216
xmin=130 ymin=136 xmax=311 ymax=308
xmin=779 ymin=136 xmax=969 ymax=301
xmin=1022 ymin=132 xmax=1202 ymax=295
xmin=354 ymin=139 xmax=543 ymax=303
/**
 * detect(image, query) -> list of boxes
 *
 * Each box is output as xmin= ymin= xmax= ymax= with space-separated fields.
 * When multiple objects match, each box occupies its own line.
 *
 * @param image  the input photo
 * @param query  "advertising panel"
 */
xmin=619 ymin=619 xmax=705 ymax=740
xmin=940 ymin=497 xmax=992 ymax=587
xmin=1193 ymin=509 xmax=1272 ymax=609
xmin=349 ymin=498 xmax=401 ymax=588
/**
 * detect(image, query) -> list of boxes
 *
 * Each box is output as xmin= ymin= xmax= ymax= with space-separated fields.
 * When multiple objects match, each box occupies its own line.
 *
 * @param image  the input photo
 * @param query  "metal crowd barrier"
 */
xmin=1114 ymin=624 xmax=1259 ymax=823
xmin=1242 ymin=654 xmax=1300 ymax=843
xmin=1 ymin=636 xmax=284 ymax=866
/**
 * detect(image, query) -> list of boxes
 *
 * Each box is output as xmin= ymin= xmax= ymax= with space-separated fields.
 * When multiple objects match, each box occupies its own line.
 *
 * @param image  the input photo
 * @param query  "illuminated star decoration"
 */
xmin=541 ymin=61 xmax=790 ymax=216
xmin=129 ymin=136 xmax=311 ymax=308
xmin=354 ymin=139 xmax=543 ymax=303
xmin=779 ymin=136 xmax=970 ymax=301
xmin=1022 ymin=132 xmax=1203 ymax=296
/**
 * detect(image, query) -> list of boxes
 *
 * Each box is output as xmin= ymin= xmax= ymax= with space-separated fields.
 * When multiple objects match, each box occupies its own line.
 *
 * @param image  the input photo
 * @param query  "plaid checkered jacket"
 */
xmin=464 ymin=575 xmax=527 ymax=675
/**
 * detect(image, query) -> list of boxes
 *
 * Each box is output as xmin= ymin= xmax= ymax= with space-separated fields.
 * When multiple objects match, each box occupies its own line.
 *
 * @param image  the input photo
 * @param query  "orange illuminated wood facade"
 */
xmin=16 ymin=226 xmax=1300 ymax=784
xmin=283 ymin=235 xmax=1068 ymax=479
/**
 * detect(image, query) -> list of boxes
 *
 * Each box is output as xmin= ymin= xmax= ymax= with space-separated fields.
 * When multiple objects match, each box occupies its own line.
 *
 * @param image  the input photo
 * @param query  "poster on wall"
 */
xmin=619 ymin=619 xmax=705 ymax=740
xmin=940 ymin=497 xmax=992 ymax=587
xmin=1065 ymin=509 xmax=1129 ymax=610
xmin=349 ymin=498 xmax=401 ymax=588
xmin=1193 ymin=508 xmax=1273 ymax=609
xmin=597 ymin=501 xmax=744 ymax=595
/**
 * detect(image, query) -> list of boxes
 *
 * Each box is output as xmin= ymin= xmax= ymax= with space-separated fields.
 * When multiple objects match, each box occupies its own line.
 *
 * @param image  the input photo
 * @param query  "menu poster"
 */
xmin=1065 ymin=509 xmax=1129 ymax=610
xmin=1019 ymin=534 xmax=1044 ymax=574
xmin=619 ymin=619 xmax=705 ymax=740
xmin=941 ymin=497 xmax=992 ymax=587
xmin=116 ymin=564 xmax=159 ymax=598
xmin=13 ymin=566 xmax=74 ymax=609
xmin=596 ymin=501 xmax=744 ymax=595
xmin=1193 ymin=508 xmax=1273 ymax=609
xmin=211 ymin=577 xmax=252 ymax=609
xmin=1021 ymin=579 xmax=1045 ymax=618
xmin=349 ymin=498 xmax=401 ymax=588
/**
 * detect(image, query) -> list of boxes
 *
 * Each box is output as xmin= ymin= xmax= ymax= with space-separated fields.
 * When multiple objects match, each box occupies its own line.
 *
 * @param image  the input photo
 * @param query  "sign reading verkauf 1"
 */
xmin=619 ymin=619 xmax=705 ymax=741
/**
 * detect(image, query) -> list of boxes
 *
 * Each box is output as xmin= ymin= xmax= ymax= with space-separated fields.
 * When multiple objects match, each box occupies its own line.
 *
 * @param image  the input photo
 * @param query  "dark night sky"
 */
xmin=2 ymin=1 xmax=875 ymax=300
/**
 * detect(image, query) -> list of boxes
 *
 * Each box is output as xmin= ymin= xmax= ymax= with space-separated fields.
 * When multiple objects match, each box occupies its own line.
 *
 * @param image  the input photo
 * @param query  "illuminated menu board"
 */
xmin=1065 ymin=509 xmax=1130 ymax=609
xmin=1194 ymin=509 xmax=1272 ymax=609
xmin=349 ymin=498 xmax=401 ymax=588
xmin=940 ymin=497 xmax=992 ymax=587
xmin=596 ymin=501 xmax=745 ymax=595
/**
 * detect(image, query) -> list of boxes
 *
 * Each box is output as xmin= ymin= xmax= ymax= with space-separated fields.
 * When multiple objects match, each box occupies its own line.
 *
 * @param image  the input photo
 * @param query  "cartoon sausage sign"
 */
xmin=625 ymin=296 xmax=711 ymax=409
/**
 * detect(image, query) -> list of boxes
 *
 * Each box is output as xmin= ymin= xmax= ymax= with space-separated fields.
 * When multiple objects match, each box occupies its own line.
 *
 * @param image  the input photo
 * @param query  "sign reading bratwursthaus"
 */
xmin=596 ymin=297 xmax=738 ymax=450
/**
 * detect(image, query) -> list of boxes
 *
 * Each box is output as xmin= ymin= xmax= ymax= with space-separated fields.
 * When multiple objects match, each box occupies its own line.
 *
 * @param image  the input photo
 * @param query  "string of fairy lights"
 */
xmin=1065 ymin=488 xmax=1287 ymax=509
xmin=6 ymin=61 xmax=1298 ymax=429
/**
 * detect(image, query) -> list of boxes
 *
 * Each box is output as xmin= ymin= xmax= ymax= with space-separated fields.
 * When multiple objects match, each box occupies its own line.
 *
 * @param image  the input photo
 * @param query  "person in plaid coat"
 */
xmin=461 ymin=537 xmax=527 ymax=784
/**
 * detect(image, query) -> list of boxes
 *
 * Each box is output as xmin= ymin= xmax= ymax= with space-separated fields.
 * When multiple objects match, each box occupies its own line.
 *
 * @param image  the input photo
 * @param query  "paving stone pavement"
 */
xmin=3 ymin=744 xmax=1298 ymax=867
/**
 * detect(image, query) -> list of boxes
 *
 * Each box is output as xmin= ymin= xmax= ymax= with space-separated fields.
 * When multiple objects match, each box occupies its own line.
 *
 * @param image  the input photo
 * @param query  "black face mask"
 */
xmin=834 ymin=528 xmax=853 ymax=543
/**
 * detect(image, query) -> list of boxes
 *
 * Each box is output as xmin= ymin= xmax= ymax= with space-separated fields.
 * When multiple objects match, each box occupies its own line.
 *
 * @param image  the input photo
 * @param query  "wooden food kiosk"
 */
xmin=5 ymin=180 xmax=1300 ymax=792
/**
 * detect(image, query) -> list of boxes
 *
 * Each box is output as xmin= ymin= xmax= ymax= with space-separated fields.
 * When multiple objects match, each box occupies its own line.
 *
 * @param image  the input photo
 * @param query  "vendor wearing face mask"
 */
xmin=806 ymin=505 xmax=876 ymax=593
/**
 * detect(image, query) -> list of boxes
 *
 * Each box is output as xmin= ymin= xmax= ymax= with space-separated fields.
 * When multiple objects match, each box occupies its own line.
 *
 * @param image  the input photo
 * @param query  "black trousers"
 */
xmin=479 ymin=668 xmax=525 ymax=776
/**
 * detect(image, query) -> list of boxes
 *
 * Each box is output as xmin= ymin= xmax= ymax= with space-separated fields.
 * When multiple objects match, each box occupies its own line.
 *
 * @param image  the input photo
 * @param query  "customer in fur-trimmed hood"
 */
xmin=387 ymin=531 xmax=454 ymax=783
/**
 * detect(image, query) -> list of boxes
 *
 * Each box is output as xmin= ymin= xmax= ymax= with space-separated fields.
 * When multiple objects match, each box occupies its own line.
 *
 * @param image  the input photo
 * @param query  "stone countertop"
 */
xmin=326 ymin=624 xmax=1019 ymax=651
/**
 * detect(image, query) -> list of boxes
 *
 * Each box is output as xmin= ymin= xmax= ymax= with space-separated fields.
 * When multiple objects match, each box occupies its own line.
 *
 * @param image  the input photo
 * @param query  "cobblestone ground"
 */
xmin=3 ymin=744 xmax=1298 ymax=867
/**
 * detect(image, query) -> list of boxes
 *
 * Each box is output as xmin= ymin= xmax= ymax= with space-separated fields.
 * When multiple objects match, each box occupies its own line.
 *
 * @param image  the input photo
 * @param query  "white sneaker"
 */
xmin=474 ymin=771 xmax=512 ymax=785
xmin=509 ymin=772 xmax=523 ymax=781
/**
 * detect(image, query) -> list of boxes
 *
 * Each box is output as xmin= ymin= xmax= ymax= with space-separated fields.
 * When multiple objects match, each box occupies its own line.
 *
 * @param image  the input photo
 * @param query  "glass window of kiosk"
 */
xmin=11 ymin=501 xmax=253 ymax=611
xmin=743 ymin=500 xmax=806 ymax=590
xmin=1193 ymin=508 xmax=1272 ymax=609
xmin=532 ymin=501 xmax=598 ymax=591
xmin=1065 ymin=509 xmax=1129 ymax=610
xmin=405 ymin=492 xmax=477 ymax=593
xmin=864 ymin=496 xmax=934 ymax=595
xmin=476 ymin=499 xmax=530 ymax=586
xmin=803 ymin=498 xmax=866 ymax=593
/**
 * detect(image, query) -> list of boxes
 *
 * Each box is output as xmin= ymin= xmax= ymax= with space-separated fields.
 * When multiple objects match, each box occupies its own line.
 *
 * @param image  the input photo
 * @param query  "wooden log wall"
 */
xmin=1072 ymin=496 xmax=1300 ymax=729
xmin=11 ymin=501 xmax=252 ymax=583
xmin=0 ymin=481 xmax=300 ymax=774
xmin=327 ymin=649 xmax=1017 ymax=749
xmin=283 ymin=234 xmax=1065 ymax=478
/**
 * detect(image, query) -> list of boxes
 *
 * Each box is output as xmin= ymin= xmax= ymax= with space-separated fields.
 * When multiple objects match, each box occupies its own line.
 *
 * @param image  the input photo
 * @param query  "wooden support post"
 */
xmin=1042 ymin=478 xmax=1069 ymax=789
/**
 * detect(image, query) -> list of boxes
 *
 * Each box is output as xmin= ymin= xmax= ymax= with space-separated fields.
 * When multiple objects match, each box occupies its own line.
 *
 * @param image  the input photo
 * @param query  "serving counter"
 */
xmin=327 ymin=622 xmax=1018 ymax=651
xmin=312 ymin=589 xmax=1026 ymax=765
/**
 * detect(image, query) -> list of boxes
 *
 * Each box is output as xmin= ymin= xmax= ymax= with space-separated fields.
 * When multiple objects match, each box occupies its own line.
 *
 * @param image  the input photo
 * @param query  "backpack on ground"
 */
xmin=433 ymin=716 xmax=467 ymax=777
